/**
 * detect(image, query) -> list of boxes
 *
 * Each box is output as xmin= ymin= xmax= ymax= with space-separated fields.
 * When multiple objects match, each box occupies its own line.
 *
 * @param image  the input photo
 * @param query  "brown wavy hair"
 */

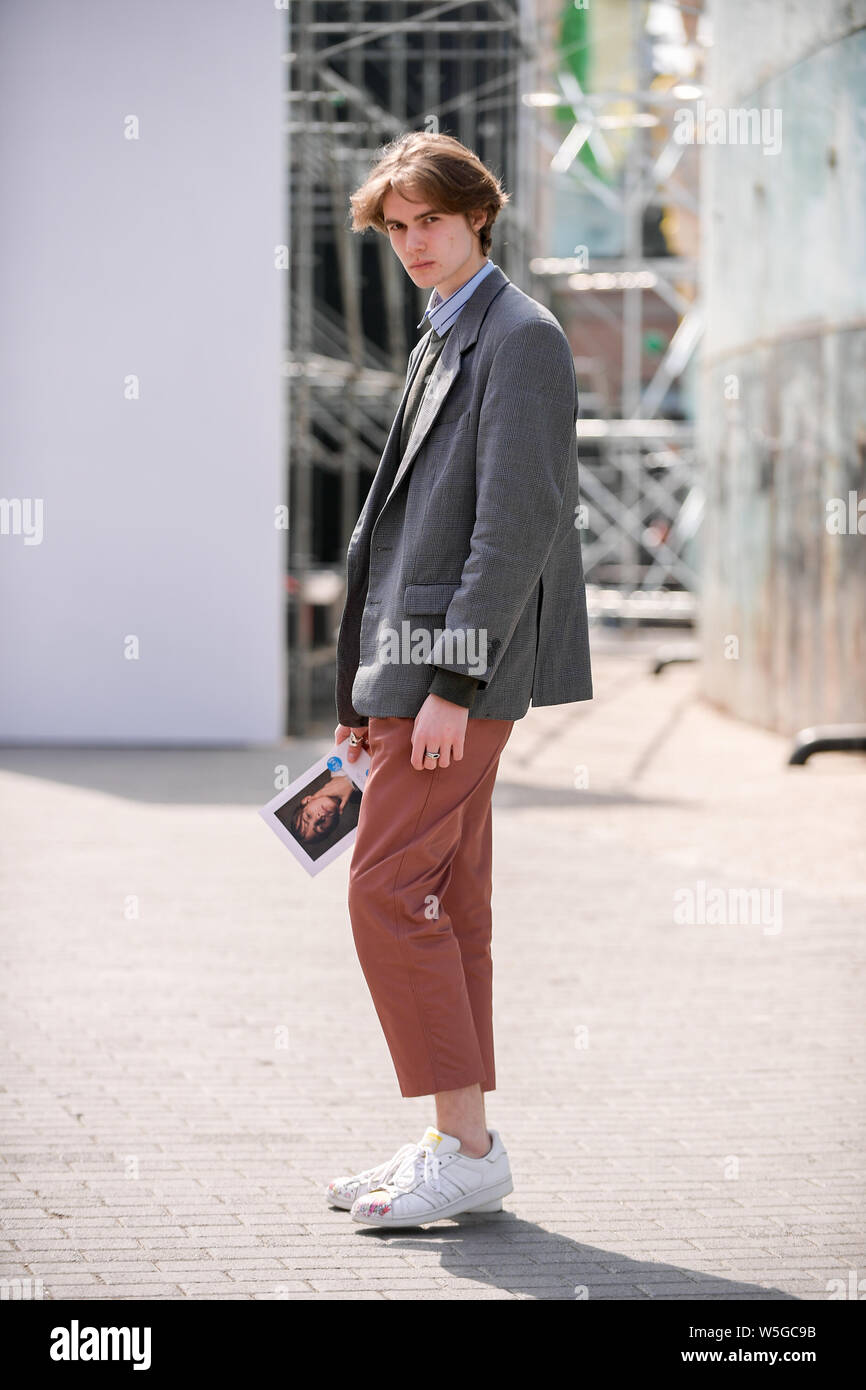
xmin=349 ymin=131 xmax=510 ymax=258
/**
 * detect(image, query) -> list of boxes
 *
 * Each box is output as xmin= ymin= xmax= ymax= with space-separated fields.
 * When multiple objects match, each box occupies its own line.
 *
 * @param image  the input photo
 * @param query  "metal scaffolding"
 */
xmin=284 ymin=0 xmax=706 ymax=734
xmin=284 ymin=0 xmax=536 ymax=734
xmin=530 ymin=0 xmax=707 ymax=626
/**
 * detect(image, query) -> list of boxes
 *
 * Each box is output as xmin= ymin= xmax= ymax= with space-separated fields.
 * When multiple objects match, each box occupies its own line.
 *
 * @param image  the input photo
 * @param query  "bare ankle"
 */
xmin=456 ymin=1130 xmax=492 ymax=1159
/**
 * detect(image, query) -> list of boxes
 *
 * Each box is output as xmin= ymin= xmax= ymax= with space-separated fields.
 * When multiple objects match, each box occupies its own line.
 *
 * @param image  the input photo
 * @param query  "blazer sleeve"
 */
xmin=424 ymin=318 xmax=577 ymax=689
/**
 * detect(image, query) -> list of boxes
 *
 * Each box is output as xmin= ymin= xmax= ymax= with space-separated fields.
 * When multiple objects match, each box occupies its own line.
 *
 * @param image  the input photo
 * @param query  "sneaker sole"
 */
xmin=351 ymin=1175 xmax=514 ymax=1228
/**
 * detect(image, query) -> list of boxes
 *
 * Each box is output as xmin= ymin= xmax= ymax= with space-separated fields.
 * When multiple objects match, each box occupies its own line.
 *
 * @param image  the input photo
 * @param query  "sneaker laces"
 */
xmin=330 ymin=1141 xmax=417 ymax=1197
xmin=391 ymin=1140 xmax=442 ymax=1194
xmin=358 ymin=1142 xmax=417 ymax=1187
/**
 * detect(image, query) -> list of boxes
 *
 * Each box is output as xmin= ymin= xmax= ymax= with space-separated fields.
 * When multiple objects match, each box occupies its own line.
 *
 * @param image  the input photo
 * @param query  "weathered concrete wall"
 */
xmin=698 ymin=1 xmax=866 ymax=734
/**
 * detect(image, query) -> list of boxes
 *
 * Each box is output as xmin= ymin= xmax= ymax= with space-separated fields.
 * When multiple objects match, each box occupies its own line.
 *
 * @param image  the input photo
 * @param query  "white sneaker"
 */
xmin=326 ymin=1141 xmax=419 ymax=1210
xmin=350 ymin=1126 xmax=513 ymax=1228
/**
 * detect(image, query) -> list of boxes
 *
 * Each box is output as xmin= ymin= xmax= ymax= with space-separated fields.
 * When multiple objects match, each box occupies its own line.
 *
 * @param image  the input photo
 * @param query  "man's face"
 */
xmin=381 ymin=187 xmax=486 ymax=300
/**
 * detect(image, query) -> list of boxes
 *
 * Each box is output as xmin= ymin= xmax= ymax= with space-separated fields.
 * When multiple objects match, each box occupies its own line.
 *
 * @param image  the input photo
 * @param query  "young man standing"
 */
xmin=329 ymin=132 xmax=592 ymax=1228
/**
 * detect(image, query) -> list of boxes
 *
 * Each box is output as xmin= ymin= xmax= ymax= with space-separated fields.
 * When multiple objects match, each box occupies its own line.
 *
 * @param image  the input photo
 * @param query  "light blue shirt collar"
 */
xmin=417 ymin=258 xmax=496 ymax=335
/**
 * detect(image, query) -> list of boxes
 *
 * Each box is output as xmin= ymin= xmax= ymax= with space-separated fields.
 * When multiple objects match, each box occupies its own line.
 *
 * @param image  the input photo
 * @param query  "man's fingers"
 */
xmin=410 ymin=734 xmax=452 ymax=771
xmin=411 ymin=730 xmax=435 ymax=771
xmin=337 ymin=723 xmax=368 ymax=761
xmin=410 ymin=732 xmax=425 ymax=771
xmin=410 ymin=696 xmax=468 ymax=770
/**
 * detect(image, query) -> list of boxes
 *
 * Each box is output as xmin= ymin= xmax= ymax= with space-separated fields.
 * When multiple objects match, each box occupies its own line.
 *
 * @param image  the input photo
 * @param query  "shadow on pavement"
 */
xmin=354 ymin=1213 xmax=804 ymax=1300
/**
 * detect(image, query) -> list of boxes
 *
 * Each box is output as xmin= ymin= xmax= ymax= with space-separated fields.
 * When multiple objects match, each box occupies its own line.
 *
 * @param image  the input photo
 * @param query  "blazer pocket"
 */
xmin=403 ymin=581 xmax=462 ymax=614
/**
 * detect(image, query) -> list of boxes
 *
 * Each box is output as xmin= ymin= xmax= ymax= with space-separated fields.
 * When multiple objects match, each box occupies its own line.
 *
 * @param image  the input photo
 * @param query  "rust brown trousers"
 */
xmin=348 ymin=714 xmax=515 ymax=1098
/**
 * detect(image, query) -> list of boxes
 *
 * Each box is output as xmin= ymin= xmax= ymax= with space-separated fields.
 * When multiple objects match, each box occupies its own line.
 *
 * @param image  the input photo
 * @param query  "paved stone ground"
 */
xmin=1 ymin=630 xmax=864 ymax=1301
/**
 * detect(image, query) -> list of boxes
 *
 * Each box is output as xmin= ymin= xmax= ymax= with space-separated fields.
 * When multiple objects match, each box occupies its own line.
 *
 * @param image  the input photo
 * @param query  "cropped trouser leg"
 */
xmin=347 ymin=714 xmax=514 ymax=1099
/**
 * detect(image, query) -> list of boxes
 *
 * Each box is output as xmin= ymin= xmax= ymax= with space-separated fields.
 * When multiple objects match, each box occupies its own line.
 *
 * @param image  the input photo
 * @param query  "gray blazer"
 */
xmin=335 ymin=263 xmax=593 ymax=725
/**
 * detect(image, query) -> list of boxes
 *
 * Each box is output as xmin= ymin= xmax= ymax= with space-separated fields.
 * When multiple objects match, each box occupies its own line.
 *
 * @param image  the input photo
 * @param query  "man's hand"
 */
xmin=410 ymin=694 xmax=468 ymax=771
xmin=334 ymin=722 xmax=369 ymax=763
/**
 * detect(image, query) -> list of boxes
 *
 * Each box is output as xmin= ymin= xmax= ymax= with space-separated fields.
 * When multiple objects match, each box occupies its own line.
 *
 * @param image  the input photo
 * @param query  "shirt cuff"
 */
xmin=428 ymin=667 xmax=480 ymax=709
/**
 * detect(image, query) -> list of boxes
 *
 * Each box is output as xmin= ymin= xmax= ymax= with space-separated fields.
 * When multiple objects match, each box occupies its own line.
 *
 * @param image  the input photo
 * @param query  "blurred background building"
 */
xmin=287 ymin=0 xmax=865 ymax=742
xmin=288 ymin=0 xmax=707 ymax=734
xmin=1 ymin=0 xmax=863 ymax=746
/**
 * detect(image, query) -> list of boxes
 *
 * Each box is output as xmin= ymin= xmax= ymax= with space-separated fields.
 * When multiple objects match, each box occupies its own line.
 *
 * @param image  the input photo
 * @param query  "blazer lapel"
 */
xmin=345 ymin=335 xmax=434 ymax=579
xmin=382 ymin=263 xmax=510 ymax=508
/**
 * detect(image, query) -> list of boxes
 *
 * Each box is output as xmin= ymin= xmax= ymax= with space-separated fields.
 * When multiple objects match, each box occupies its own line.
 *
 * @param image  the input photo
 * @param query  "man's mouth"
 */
xmin=411 ymin=260 xmax=434 ymax=269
